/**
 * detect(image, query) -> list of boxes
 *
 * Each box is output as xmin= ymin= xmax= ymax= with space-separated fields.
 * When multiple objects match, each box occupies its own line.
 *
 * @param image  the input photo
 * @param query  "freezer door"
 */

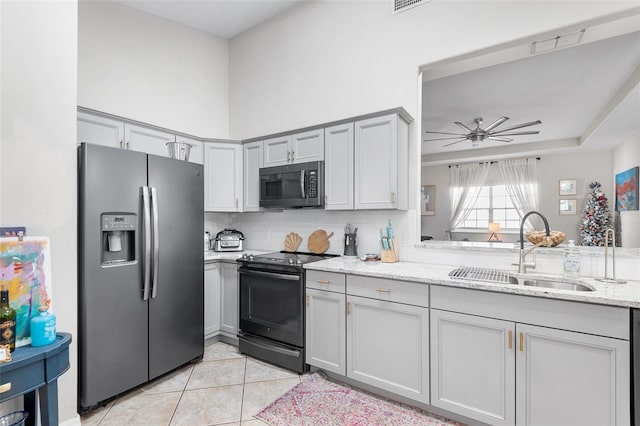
xmin=78 ymin=143 xmax=149 ymax=409
xmin=147 ymin=154 xmax=204 ymax=379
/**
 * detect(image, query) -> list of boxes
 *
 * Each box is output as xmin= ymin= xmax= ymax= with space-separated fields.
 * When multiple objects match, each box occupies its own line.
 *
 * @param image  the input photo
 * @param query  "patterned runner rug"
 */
xmin=256 ymin=372 xmax=466 ymax=426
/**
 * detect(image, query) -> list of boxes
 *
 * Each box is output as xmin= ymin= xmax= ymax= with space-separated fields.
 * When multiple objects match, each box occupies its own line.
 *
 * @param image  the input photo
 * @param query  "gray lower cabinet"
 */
xmin=430 ymin=309 xmax=514 ymax=425
xmin=204 ymin=262 xmax=221 ymax=339
xmin=220 ymin=262 xmax=239 ymax=339
xmin=431 ymin=286 xmax=630 ymax=426
xmin=347 ymin=294 xmax=429 ymax=404
xmin=516 ymin=323 xmax=628 ymax=426
xmin=204 ymin=260 xmax=239 ymax=342
xmin=306 ymin=287 xmax=346 ymax=375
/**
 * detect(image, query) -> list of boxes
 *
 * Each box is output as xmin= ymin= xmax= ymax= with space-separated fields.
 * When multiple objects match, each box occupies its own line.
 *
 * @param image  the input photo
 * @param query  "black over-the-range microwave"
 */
xmin=259 ymin=161 xmax=325 ymax=208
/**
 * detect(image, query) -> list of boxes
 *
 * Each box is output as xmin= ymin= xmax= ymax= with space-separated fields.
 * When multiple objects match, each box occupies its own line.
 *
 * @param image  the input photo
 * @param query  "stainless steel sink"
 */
xmin=449 ymin=266 xmax=595 ymax=292
xmin=522 ymin=279 xmax=595 ymax=292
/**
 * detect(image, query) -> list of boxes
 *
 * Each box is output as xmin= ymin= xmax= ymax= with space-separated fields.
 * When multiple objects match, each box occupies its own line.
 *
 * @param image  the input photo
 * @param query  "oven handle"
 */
xmin=239 ymin=269 xmax=301 ymax=281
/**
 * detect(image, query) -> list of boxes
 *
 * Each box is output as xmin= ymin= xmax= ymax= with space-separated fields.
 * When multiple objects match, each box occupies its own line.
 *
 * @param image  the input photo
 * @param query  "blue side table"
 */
xmin=0 ymin=333 xmax=72 ymax=426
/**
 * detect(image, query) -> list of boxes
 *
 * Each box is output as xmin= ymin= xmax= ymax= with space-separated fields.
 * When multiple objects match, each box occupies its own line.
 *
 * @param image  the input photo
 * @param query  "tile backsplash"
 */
xmin=206 ymin=209 xmax=413 ymax=257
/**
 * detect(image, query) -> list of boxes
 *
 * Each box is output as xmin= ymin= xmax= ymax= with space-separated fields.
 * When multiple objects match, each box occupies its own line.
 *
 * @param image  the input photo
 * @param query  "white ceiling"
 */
xmin=422 ymin=30 xmax=640 ymax=164
xmin=115 ymin=0 xmax=306 ymax=39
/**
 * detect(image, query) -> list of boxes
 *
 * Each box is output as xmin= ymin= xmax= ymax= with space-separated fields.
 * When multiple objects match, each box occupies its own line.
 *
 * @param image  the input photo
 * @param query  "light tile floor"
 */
xmin=80 ymin=341 xmax=302 ymax=426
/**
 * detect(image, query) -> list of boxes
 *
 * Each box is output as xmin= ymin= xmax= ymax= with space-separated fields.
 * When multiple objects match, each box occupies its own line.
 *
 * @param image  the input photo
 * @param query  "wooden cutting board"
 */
xmin=307 ymin=229 xmax=334 ymax=254
xmin=284 ymin=232 xmax=302 ymax=252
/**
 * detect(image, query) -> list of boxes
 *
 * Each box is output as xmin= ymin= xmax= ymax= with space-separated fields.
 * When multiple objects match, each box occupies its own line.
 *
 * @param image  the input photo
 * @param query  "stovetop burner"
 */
xmin=238 ymin=251 xmax=338 ymax=267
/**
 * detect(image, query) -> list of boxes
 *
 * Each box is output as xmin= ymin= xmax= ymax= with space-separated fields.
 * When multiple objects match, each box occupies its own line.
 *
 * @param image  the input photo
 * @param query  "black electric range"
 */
xmin=236 ymin=251 xmax=338 ymax=373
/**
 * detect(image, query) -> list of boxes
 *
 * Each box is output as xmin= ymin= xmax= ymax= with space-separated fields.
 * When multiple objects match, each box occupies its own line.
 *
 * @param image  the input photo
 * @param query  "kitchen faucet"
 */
xmin=595 ymin=228 xmax=626 ymax=284
xmin=515 ymin=211 xmax=553 ymax=273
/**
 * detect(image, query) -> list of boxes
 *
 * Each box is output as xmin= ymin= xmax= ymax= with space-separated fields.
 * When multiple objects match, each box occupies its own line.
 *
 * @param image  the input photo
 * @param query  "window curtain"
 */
xmin=446 ymin=162 xmax=491 ymax=240
xmin=497 ymin=158 xmax=540 ymax=231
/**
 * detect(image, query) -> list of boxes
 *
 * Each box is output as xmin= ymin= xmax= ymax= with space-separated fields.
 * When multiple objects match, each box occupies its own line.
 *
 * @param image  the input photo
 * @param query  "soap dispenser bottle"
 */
xmin=563 ymin=240 xmax=581 ymax=277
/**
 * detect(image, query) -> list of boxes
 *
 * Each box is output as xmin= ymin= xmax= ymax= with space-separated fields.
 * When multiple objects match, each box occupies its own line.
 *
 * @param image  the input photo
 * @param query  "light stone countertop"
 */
xmin=304 ymin=257 xmax=640 ymax=308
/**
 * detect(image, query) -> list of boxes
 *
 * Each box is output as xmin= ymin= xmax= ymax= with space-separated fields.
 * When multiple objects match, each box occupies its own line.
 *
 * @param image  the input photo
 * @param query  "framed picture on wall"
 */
xmin=421 ymin=185 xmax=435 ymax=216
xmin=559 ymin=199 xmax=577 ymax=215
xmin=559 ymin=179 xmax=577 ymax=196
xmin=615 ymin=166 xmax=639 ymax=211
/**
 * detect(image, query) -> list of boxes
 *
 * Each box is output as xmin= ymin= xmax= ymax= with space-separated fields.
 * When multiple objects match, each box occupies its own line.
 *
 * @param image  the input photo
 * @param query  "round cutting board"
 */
xmin=307 ymin=229 xmax=334 ymax=254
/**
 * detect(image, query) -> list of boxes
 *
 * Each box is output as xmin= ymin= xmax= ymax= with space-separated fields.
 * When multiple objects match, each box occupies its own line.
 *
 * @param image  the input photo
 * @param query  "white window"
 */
xmin=454 ymin=184 xmax=525 ymax=231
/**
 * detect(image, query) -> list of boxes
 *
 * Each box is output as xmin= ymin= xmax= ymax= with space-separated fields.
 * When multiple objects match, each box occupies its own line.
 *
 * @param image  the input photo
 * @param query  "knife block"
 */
xmin=381 ymin=238 xmax=398 ymax=263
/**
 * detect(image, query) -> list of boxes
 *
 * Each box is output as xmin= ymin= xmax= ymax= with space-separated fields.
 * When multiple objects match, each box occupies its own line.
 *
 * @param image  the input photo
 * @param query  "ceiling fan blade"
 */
xmin=454 ymin=121 xmax=473 ymax=132
xmin=423 ymin=136 xmax=470 ymax=142
xmin=442 ymin=138 xmax=468 ymax=147
xmin=491 ymin=120 xmax=542 ymax=133
xmin=423 ymin=131 xmax=467 ymax=136
xmin=489 ymin=130 xmax=540 ymax=136
xmin=487 ymin=137 xmax=513 ymax=142
xmin=483 ymin=116 xmax=509 ymax=132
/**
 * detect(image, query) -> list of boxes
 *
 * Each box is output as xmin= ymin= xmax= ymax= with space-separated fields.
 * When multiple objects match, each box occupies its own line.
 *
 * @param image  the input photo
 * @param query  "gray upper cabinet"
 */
xmin=243 ymin=141 xmax=263 ymax=212
xmin=77 ymin=110 xmax=203 ymax=165
xmin=263 ymin=129 xmax=324 ymax=167
xmin=324 ymin=123 xmax=354 ymax=210
xmin=354 ymin=113 xmax=408 ymax=210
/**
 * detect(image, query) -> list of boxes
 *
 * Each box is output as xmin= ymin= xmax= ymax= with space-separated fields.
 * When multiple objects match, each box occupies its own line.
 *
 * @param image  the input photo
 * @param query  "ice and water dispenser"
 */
xmin=101 ymin=213 xmax=136 ymax=265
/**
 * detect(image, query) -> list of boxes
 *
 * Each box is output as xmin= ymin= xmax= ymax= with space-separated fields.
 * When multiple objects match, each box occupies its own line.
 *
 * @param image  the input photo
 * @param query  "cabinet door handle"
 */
xmin=346 ymin=301 xmax=351 ymax=315
xmin=291 ymin=151 xmax=294 ymax=161
xmin=0 ymin=382 xmax=11 ymax=394
xmin=508 ymin=330 xmax=513 ymax=350
xmin=119 ymin=139 xmax=124 ymax=149
xmin=391 ymin=191 xmax=396 ymax=203
xmin=519 ymin=332 xmax=524 ymax=352
xmin=235 ymin=198 xmax=238 ymax=209
xmin=375 ymin=288 xmax=391 ymax=293
xmin=126 ymin=141 xmax=130 ymax=150
xmin=287 ymin=151 xmax=291 ymax=162
xmin=317 ymin=279 xmax=330 ymax=284
xmin=306 ymin=295 xmax=309 ymax=306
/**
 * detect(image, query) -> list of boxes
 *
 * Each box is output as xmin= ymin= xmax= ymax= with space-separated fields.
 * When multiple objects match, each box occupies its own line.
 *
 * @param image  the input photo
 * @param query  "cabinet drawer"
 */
xmin=348 ymin=275 xmax=428 ymax=307
xmin=306 ymin=270 xmax=345 ymax=293
xmin=0 ymin=359 xmax=45 ymax=402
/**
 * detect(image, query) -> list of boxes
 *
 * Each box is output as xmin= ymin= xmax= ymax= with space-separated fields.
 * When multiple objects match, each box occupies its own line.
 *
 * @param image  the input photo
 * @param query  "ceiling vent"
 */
xmin=530 ymin=29 xmax=586 ymax=55
xmin=392 ymin=0 xmax=429 ymax=15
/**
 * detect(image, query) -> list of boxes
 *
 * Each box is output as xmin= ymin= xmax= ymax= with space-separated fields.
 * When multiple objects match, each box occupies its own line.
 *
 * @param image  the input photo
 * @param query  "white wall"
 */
xmin=613 ymin=132 xmax=640 ymax=180
xmin=78 ymin=1 xmax=229 ymax=138
xmin=229 ymin=1 xmax=637 ymax=139
xmin=228 ymin=0 xmax=637 ymax=250
xmin=0 ymin=1 xmax=78 ymax=423
xmin=421 ymin=150 xmax=614 ymax=242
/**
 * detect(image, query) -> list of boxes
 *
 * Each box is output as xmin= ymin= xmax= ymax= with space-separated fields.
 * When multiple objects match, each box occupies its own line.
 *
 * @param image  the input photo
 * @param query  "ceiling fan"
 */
xmin=423 ymin=116 xmax=542 ymax=147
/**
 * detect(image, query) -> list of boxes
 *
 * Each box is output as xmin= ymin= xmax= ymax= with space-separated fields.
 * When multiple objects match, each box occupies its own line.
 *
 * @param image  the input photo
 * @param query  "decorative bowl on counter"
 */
xmin=526 ymin=230 xmax=566 ymax=246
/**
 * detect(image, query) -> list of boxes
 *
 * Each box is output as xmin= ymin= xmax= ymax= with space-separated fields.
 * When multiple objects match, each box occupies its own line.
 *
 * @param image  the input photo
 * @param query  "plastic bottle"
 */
xmin=0 ymin=284 xmax=17 ymax=352
xmin=563 ymin=240 xmax=581 ymax=277
xmin=30 ymin=307 xmax=57 ymax=347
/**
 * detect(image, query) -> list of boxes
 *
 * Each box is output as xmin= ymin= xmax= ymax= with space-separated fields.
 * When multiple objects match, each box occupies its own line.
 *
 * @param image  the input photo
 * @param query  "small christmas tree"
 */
xmin=579 ymin=181 xmax=612 ymax=246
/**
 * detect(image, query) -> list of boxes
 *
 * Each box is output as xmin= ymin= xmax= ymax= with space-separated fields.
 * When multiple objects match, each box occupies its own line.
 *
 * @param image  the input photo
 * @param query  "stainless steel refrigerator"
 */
xmin=78 ymin=143 xmax=204 ymax=411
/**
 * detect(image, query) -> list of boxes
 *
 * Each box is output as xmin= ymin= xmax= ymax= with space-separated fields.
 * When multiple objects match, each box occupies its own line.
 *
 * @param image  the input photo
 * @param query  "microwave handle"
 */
xmin=300 ymin=170 xmax=306 ymax=198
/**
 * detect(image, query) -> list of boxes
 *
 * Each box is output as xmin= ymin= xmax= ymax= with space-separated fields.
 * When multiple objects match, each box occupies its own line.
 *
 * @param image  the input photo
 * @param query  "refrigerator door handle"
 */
xmin=142 ymin=186 xmax=152 ymax=300
xmin=150 ymin=186 xmax=160 ymax=298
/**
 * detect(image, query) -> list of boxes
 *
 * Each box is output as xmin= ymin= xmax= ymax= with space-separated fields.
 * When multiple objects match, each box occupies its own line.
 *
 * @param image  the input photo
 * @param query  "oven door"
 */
xmin=238 ymin=267 xmax=304 ymax=347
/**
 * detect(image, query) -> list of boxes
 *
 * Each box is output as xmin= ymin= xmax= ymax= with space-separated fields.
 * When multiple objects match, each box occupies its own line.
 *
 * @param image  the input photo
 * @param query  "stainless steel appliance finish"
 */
xmin=237 ymin=251 xmax=336 ymax=373
xmin=212 ymin=228 xmax=244 ymax=252
xmin=633 ymin=308 xmax=640 ymax=425
xmin=259 ymin=161 xmax=324 ymax=209
xmin=78 ymin=143 xmax=204 ymax=411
